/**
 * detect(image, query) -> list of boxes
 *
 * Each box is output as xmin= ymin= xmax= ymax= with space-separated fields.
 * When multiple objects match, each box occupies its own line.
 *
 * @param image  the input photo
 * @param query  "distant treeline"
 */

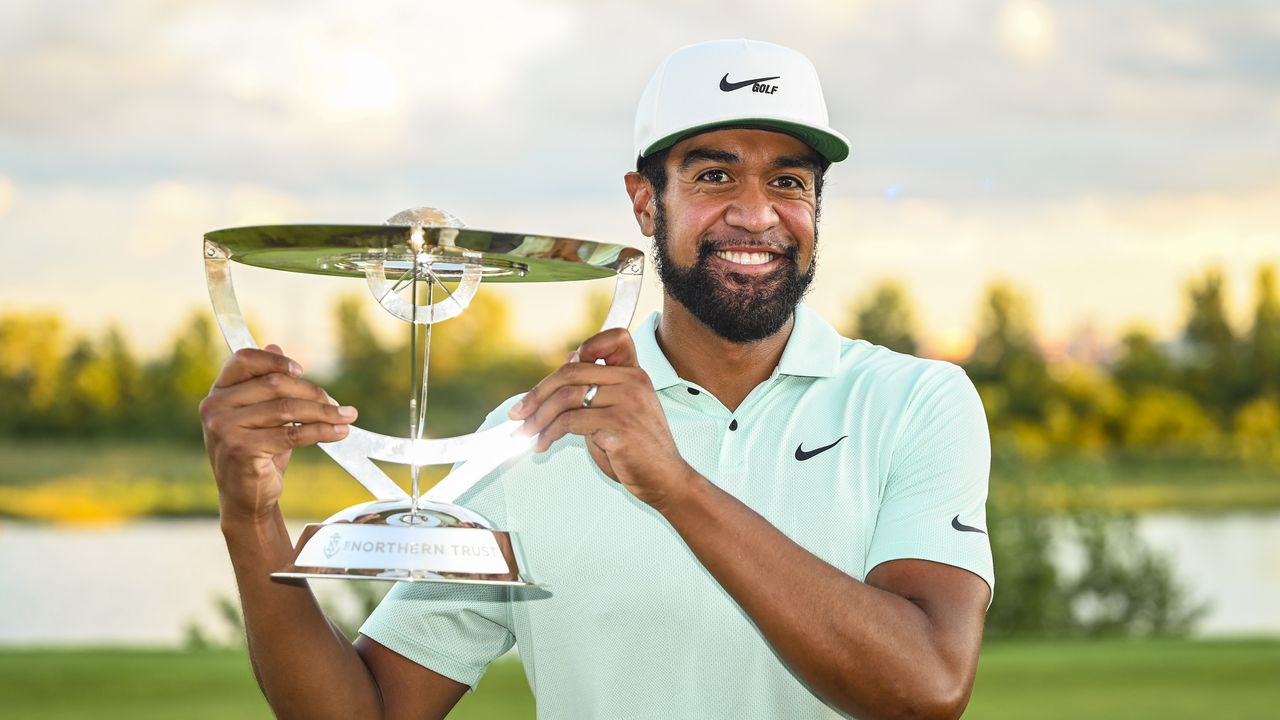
xmin=0 ymin=292 xmax=556 ymax=444
xmin=2 ymin=264 xmax=1278 ymax=465
xmin=852 ymin=264 xmax=1280 ymax=467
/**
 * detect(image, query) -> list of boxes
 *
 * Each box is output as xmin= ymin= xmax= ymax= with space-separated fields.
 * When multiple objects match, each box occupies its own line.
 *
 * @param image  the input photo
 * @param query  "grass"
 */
xmin=0 ymin=638 xmax=1276 ymax=718
xmin=991 ymin=453 xmax=1280 ymax=513
xmin=969 ymin=637 xmax=1280 ymax=719
xmin=0 ymin=649 xmax=531 ymax=719
xmin=1 ymin=440 xmax=1277 ymax=523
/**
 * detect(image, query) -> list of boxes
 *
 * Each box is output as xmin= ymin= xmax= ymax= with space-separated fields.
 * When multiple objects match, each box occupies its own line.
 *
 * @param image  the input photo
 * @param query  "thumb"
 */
xmin=578 ymin=328 xmax=637 ymax=368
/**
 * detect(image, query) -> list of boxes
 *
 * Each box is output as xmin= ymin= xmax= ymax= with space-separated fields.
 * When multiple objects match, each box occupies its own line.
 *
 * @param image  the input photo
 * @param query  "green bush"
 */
xmin=985 ymin=447 xmax=1205 ymax=639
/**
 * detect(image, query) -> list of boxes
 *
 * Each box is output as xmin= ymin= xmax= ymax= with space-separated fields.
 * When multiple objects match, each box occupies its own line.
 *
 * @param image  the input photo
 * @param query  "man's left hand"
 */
xmin=508 ymin=327 xmax=698 ymax=511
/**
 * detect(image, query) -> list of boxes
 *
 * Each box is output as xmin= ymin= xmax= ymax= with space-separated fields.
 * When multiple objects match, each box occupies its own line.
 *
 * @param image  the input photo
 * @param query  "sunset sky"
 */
xmin=1 ymin=0 xmax=1277 ymax=367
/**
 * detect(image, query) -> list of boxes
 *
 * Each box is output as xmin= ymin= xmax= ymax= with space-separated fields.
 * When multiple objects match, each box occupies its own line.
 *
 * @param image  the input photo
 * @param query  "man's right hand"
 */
xmin=199 ymin=344 xmax=357 ymax=523
xmin=199 ymin=346 xmax=462 ymax=718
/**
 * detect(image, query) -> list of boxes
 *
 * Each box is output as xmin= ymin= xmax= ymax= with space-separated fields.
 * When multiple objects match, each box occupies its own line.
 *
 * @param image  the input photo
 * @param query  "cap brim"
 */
xmin=640 ymin=118 xmax=850 ymax=164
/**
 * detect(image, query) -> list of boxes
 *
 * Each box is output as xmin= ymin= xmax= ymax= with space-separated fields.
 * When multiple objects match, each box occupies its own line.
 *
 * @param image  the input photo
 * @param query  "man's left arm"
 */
xmin=657 ymin=471 xmax=989 ymax=720
xmin=512 ymin=329 xmax=991 ymax=720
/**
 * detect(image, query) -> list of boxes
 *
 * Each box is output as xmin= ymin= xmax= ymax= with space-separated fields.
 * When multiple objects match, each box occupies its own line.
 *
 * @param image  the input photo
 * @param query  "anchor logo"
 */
xmin=323 ymin=532 xmax=343 ymax=559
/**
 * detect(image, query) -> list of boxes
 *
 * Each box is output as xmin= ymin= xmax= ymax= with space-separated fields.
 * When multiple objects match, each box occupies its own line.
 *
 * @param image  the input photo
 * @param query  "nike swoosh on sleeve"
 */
xmin=951 ymin=515 xmax=987 ymax=535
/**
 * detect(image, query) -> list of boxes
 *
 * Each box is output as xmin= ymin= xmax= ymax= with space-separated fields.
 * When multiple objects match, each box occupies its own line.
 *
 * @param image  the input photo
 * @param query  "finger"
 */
xmin=509 ymin=363 xmax=631 ymax=420
xmin=213 ymin=347 xmax=303 ymax=389
xmin=260 ymin=421 xmax=351 ymax=453
xmin=533 ymin=407 xmax=606 ymax=452
xmin=213 ymin=372 xmax=343 ymax=411
xmin=578 ymin=328 xmax=637 ymax=368
xmin=519 ymin=382 xmax=617 ymax=439
xmin=231 ymin=396 xmax=358 ymax=430
xmin=583 ymin=437 xmax=617 ymax=481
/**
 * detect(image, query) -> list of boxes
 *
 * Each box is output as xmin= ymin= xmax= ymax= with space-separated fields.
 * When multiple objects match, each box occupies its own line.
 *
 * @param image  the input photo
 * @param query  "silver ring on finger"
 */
xmin=582 ymin=384 xmax=599 ymax=408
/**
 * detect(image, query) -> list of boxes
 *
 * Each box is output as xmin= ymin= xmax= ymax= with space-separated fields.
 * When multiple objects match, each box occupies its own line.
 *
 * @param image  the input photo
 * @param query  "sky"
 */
xmin=1 ymin=0 xmax=1277 ymax=366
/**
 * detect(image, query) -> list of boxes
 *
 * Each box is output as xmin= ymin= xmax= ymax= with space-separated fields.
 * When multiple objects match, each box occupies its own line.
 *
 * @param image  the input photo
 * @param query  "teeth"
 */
xmin=714 ymin=250 xmax=773 ymax=266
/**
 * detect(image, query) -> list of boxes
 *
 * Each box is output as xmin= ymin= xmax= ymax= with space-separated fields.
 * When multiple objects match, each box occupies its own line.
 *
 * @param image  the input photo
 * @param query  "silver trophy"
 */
xmin=204 ymin=207 xmax=644 ymax=585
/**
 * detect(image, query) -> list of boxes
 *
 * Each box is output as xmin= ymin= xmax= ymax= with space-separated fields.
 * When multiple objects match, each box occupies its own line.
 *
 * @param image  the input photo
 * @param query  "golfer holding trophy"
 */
xmin=202 ymin=40 xmax=994 ymax=719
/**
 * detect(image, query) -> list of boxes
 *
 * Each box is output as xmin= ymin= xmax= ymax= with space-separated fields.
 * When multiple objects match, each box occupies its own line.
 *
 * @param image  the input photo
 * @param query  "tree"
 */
xmin=963 ymin=282 xmax=1050 ymax=426
xmin=1122 ymin=387 xmax=1219 ymax=454
xmin=1111 ymin=327 xmax=1174 ymax=396
xmin=1246 ymin=265 xmax=1280 ymax=398
xmin=845 ymin=280 xmax=919 ymax=355
xmin=563 ymin=289 xmax=616 ymax=357
xmin=0 ymin=312 xmax=66 ymax=435
xmin=1042 ymin=363 xmax=1126 ymax=455
xmin=1181 ymin=268 xmax=1241 ymax=419
xmin=57 ymin=327 xmax=144 ymax=435
xmin=427 ymin=291 xmax=554 ymax=438
xmin=325 ymin=290 xmax=554 ymax=441
xmin=1233 ymin=395 xmax=1280 ymax=466
xmin=985 ymin=460 xmax=1203 ymax=639
xmin=137 ymin=312 xmax=224 ymax=441
xmin=325 ymin=295 xmax=404 ymax=437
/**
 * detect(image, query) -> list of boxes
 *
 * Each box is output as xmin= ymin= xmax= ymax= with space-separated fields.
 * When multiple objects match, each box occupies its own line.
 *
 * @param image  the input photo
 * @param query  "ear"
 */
xmin=624 ymin=172 xmax=656 ymax=237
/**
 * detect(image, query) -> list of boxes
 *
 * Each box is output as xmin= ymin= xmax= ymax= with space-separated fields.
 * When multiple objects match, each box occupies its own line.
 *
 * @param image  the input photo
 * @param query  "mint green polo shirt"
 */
xmin=360 ymin=304 xmax=994 ymax=719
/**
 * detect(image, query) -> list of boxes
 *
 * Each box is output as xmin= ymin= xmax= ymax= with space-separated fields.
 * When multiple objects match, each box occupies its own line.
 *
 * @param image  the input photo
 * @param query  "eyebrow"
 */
xmin=678 ymin=148 xmax=739 ymax=171
xmin=677 ymin=148 xmax=823 ymax=179
xmin=773 ymin=154 xmax=823 ymax=178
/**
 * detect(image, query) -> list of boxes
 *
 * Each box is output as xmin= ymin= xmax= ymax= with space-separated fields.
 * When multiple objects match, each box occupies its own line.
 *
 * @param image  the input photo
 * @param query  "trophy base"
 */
xmin=273 ymin=498 xmax=538 ymax=586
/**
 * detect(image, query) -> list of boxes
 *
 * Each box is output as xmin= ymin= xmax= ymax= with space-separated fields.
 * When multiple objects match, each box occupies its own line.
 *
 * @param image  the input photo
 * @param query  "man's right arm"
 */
xmin=202 ymin=346 xmax=469 ymax=719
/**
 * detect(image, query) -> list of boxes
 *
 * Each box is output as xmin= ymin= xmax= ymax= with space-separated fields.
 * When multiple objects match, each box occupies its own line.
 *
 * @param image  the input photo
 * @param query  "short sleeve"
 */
xmin=865 ymin=364 xmax=995 ymax=603
xmin=358 ymin=399 xmax=523 ymax=689
xmin=358 ymin=576 xmax=514 ymax=689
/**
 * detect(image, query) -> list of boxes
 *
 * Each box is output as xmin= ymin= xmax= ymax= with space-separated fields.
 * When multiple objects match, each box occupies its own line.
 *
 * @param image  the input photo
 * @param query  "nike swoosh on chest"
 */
xmin=794 ymin=435 xmax=848 ymax=461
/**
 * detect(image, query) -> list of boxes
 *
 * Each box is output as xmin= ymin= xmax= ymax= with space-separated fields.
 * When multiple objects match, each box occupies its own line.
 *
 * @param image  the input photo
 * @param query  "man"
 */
xmin=201 ymin=39 xmax=993 ymax=719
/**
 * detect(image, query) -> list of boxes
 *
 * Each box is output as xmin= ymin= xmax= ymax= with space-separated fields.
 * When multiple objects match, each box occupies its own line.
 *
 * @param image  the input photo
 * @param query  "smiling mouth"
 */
xmin=713 ymin=250 xmax=777 ymax=266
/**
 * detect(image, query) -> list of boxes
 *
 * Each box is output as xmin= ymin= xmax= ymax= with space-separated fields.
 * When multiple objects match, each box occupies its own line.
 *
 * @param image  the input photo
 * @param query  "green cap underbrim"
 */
xmin=640 ymin=118 xmax=850 ymax=165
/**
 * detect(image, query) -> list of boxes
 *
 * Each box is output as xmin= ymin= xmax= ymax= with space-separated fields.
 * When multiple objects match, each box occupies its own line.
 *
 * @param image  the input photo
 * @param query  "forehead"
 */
xmin=667 ymin=128 xmax=820 ymax=167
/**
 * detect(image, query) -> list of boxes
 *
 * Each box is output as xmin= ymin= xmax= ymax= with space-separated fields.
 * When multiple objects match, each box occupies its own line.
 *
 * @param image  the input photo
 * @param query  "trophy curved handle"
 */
xmin=424 ymin=253 xmax=645 ymax=503
xmin=204 ymin=238 xmax=645 ymax=504
xmin=205 ymin=240 xmax=410 ymax=501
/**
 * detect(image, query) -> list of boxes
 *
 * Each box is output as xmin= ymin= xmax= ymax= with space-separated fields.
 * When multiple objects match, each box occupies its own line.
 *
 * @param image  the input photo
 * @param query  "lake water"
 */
xmin=1 ymin=513 xmax=1278 ymax=646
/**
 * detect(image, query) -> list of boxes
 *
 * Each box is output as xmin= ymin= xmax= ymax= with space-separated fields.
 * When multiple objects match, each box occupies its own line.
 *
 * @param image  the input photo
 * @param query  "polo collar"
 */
xmin=776 ymin=303 xmax=841 ymax=378
xmin=634 ymin=311 xmax=682 ymax=390
xmin=633 ymin=303 xmax=841 ymax=390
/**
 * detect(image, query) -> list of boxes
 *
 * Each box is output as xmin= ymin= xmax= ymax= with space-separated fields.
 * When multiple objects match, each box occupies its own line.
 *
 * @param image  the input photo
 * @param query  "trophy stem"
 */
xmin=407 ymin=251 xmax=435 ymax=521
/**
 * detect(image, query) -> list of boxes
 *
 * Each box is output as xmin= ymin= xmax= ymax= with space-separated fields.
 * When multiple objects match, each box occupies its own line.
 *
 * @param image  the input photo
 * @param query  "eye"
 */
xmin=771 ymin=175 xmax=807 ymax=190
xmin=697 ymin=168 xmax=730 ymax=184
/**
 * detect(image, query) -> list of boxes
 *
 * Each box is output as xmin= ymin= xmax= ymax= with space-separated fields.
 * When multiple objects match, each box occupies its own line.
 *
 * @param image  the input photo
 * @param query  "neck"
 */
xmin=655 ymin=297 xmax=795 ymax=412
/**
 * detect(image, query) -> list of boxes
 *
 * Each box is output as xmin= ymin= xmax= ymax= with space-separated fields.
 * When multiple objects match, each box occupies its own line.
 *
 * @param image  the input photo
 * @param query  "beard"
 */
xmin=651 ymin=200 xmax=817 ymax=343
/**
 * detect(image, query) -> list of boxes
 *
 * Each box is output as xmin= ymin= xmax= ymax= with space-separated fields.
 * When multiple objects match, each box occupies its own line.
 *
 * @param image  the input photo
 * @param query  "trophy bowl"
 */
xmin=203 ymin=207 xmax=644 ymax=585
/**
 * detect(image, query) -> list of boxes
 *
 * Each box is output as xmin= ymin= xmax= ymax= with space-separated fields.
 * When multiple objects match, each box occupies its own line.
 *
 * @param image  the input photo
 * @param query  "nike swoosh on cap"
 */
xmin=951 ymin=515 xmax=987 ymax=535
xmin=719 ymin=73 xmax=781 ymax=92
xmin=795 ymin=435 xmax=847 ymax=461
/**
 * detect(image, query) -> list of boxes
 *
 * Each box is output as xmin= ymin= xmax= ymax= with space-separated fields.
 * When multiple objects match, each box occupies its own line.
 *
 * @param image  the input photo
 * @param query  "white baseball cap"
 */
xmin=634 ymin=39 xmax=850 ymax=165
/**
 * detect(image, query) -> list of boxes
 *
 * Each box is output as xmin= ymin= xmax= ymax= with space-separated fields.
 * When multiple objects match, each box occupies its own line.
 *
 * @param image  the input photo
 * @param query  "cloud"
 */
xmin=0 ymin=176 xmax=13 ymax=216
xmin=809 ymin=183 xmax=1280 ymax=343
xmin=0 ymin=0 xmax=577 ymax=188
xmin=2 ymin=0 xmax=1276 ymax=200
xmin=1 ymin=0 xmax=1278 ymax=359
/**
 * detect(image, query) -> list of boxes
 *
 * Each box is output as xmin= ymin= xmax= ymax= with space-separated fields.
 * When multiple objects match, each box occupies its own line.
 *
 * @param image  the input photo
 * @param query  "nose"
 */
xmin=723 ymin=182 xmax=780 ymax=234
